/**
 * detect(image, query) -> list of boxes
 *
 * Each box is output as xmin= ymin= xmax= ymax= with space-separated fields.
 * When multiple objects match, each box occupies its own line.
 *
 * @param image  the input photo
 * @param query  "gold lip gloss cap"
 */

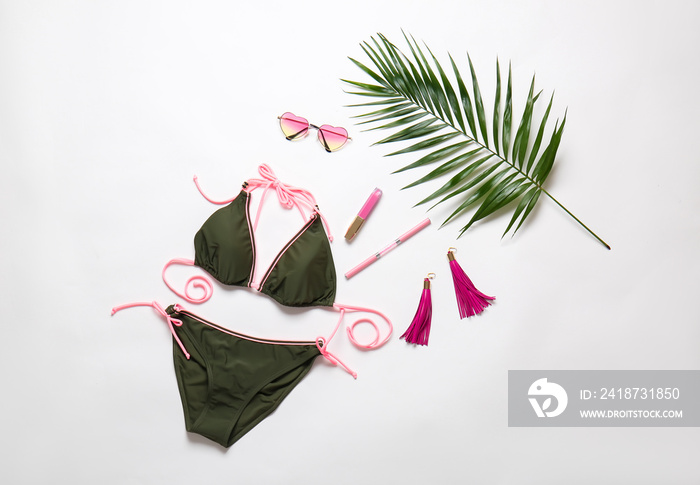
xmin=344 ymin=216 xmax=366 ymax=240
xmin=344 ymin=188 xmax=382 ymax=241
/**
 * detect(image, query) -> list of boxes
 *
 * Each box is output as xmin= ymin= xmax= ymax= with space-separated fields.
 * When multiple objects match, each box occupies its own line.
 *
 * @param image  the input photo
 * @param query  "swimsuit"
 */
xmin=112 ymin=302 xmax=340 ymax=448
xmin=163 ymin=164 xmax=392 ymax=350
xmin=196 ymin=190 xmax=335 ymax=307
xmin=113 ymin=165 xmax=392 ymax=447
xmin=174 ymin=166 xmax=336 ymax=307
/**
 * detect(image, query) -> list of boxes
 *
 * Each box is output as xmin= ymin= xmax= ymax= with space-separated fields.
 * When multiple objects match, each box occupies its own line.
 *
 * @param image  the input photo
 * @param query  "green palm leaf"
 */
xmin=343 ymin=33 xmax=610 ymax=249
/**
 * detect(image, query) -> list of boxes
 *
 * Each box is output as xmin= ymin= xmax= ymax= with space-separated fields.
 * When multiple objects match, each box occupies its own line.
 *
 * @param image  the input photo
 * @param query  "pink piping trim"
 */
xmin=314 ymin=210 xmax=333 ymax=243
xmin=257 ymin=215 xmax=316 ymax=291
xmin=162 ymin=258 xmax=214 ymax=304
xmin=333 ymin=303 xmax=393 ymax=350
xmin=176 ymin=305 xmax=315 ymax=346
xmin=175 ymin=304 xmax=356 ymax=378
xmin=111 ymin=301 xmax=191 ymax=359
xmin=244 ymin=192 xmax=257 ymax=286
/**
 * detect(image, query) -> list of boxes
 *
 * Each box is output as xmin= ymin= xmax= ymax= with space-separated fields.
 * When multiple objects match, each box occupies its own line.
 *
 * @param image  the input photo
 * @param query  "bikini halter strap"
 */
xmin=193 ymin=164 xmax=333 ymax=241
xmin=111 ymin=301 xmax=191 ymax=360
xmin=247 ymin=164 xmax=314 ymax=215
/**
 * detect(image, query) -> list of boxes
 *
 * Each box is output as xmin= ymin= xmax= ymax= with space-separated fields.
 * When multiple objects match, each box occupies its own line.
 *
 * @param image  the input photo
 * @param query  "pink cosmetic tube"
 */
xmin=345 ymin=188 xmax=382 ymax=240
xmin=345 ymin=218 xmax=431 ymax=279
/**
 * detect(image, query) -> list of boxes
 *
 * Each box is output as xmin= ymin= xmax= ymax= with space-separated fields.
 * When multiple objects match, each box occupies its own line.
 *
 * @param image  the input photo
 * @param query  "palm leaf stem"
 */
xmin=537 ymin=187 xmax=611 ymax=249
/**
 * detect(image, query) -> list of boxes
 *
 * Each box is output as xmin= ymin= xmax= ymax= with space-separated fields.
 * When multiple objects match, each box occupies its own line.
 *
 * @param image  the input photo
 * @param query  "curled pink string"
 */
xmin=333 ymin=303 xmax=393 ymax=350
xmin=111 ymin=301 xmax=191 ymax=359
xmin=162 ymin=258 xmax=214 ymax=304
xmin=313 ymin=304 xmax=393 ymax=379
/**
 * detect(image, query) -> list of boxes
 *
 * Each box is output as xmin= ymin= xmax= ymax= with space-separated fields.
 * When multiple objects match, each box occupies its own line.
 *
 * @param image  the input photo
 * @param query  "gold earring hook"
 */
xmin=427 ymin=272 xmax=436 ymax=279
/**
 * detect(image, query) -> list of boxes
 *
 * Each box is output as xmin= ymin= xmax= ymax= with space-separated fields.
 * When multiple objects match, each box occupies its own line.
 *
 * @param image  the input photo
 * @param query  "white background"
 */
xmin=1 ymin=1 xmax=699 ymax=483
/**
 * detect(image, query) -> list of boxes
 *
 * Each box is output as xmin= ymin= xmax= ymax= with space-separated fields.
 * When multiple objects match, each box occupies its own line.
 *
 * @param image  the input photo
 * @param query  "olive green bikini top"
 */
xmin=164 ymin=164 xmax=337 ymax=308
xmin=195 ymin=187 xmax=337 ymax=307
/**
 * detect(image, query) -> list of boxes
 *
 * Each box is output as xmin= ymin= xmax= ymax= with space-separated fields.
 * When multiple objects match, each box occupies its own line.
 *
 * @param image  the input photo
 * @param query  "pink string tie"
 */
xmin=333 ymin=303 xmax=393 ymax=350
xmin=248 ymin=164 xmax=302 ymax=211
xmin=193 ymin=164 xmax=333 ymax=241
xmin=111 ymin=301 xmax=191 ymax=359
xmin=247 ymin=164 xmax=334 ymax=241
xmin=162 ymin=258 xmax=214 ymax=304
xmin=192 ymin=175 xmax=236 ymax=205
xmin=315 ymin=307 xmax=357 ymax=379
xmin=316 ymin=338 xmax=358 ymax=379
xmin=313 ymin=304 xmax=393 ymax=378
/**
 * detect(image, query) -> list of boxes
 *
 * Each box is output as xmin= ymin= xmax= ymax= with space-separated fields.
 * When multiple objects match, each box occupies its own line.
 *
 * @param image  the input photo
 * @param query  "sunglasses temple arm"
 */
xmin=317 ymin=129 xmax=332 ymax=153
xmin=287 ymin=130 xmax=308 ymax=140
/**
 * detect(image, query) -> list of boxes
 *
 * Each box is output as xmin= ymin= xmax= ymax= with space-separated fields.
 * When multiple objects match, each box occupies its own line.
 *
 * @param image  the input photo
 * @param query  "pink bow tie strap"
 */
xmin=316 ymin=306 xmax=357 ymax=379
xmin=192 ymin=164 xmax=333 ymax=241
xmin=246 ymin=164 xmax=333 ymax=241
xmin=111 ymin=301 xmax=191 ymax=359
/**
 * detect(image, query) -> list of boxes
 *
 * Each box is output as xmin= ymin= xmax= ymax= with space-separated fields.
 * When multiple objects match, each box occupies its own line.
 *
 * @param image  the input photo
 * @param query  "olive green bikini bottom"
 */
xmin=165 ymin=305 xmax=321 ymax=448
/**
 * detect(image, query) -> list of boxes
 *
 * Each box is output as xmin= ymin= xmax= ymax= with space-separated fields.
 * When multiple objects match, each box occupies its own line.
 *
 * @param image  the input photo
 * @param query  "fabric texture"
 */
xmin=194 ymin=191 xmax=254 ymax=287
xmin=193 ymin=189 xmax=337 ymax=307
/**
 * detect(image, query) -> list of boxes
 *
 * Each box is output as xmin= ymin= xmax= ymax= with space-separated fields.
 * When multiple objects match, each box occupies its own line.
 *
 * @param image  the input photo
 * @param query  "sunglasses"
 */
xmin=278 ymin=112 xmax=350 ymax=152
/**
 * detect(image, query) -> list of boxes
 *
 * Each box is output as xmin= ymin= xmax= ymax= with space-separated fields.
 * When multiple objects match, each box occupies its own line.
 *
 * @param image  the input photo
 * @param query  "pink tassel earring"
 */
xmin=447 ymin=248 xmax=495 ymax=318
xmin=401 ymin=273 xmax=435 ymax=346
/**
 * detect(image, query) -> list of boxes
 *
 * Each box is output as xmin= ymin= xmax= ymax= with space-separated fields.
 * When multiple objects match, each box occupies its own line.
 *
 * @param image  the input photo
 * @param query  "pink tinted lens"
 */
xmin=280 ymin=112 xmax=309 ymax=140
xmin=318 ymin=125 xmax=349 ymax=152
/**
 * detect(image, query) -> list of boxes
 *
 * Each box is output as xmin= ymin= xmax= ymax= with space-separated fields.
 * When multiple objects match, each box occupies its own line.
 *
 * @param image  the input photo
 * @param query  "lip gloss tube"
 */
xmin=344 ymin=188 xmax=382 ymax=241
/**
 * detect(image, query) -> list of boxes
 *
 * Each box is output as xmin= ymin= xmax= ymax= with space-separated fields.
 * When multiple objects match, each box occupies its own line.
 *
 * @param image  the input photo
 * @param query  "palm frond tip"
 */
xmin=344 ymin=33 xmax=610 ymax=249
